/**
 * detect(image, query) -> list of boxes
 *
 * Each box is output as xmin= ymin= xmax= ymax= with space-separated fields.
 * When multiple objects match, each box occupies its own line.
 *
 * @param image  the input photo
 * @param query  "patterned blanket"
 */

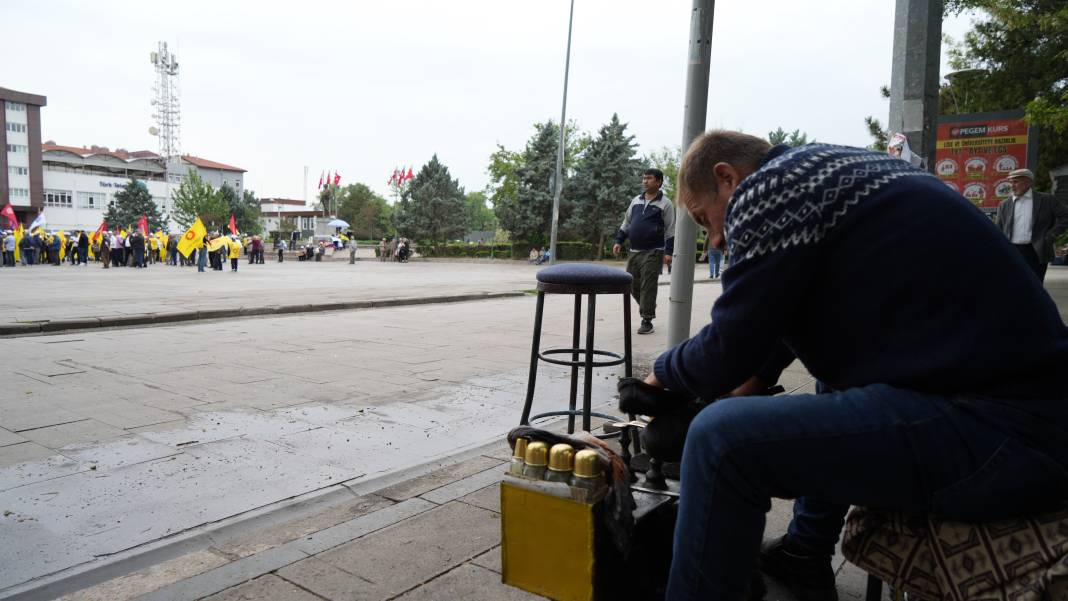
xmin=842 ymin=507 xmax=1068 ymax=600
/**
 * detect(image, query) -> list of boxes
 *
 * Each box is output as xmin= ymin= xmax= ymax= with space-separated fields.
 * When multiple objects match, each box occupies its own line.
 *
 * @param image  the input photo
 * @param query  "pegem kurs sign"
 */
xmin=934 ymin=109 xmax=1037 ymax=211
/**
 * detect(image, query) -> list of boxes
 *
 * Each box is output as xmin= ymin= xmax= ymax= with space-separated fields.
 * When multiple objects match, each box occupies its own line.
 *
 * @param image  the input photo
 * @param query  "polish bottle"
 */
xmin=508 ymin=438 xmax=529 ymax=476
xmin=544 ymin=443 xmax=574 ymax=483
xmin=522 ymin=441 xmax=549 ymax=480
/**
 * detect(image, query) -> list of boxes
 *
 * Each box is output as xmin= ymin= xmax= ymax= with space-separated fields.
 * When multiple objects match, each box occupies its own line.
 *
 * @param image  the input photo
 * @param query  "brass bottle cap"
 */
xmin=524 ymin=441 xmax=549 ymax=467
xmin=512 ymin=438 xmax=528 ymax=460
xmin=547 ymin=444 xmax=574 ymax=472
xmin=572 ymin=449 xmax=603 ymax=478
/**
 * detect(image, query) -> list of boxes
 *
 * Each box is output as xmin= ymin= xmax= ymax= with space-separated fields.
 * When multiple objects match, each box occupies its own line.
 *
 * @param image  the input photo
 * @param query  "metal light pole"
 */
xmin=666 ymin=0 xmax=715 ymax=348
xmin=548 ymin=0 xmax=575 ymax=265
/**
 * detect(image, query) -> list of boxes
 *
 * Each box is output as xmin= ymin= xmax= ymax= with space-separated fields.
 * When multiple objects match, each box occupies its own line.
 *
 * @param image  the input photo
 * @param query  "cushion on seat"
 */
xmin=536 ymin=263 xmax=632 ymax=287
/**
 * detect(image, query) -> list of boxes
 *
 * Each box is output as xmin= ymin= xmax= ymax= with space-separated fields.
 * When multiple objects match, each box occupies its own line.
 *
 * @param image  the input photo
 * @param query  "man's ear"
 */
xmin=712 ymin=162 xmax=738 ymax=189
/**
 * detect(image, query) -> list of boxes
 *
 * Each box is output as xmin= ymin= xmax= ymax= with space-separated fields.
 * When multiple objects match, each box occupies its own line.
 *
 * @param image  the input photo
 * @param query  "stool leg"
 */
xmin=622 ymin=292 xmax=633 ymax=378
xmin=567 ymin=294 xmax=582 ymax=434
xmin=582 ymin=293 xmax=597 ymax=432
xmin=865 ymin=574 xmax=882 ymax=601
xmin=520 ymin=291 xmax=546 ymax=426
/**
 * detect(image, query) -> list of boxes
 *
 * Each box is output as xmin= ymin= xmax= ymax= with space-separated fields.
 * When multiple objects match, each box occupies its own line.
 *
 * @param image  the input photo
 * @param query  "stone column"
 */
xmin=888 ymin=0 xmax=943 ymax=168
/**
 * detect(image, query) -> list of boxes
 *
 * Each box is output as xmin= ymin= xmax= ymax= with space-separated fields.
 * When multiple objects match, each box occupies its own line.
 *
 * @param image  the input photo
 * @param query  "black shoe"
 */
xmin=617 ymin=377 xmax=691 ymax=416
xmin=759 ymin=535 xmax=837 ymax=601
xmin=637 ymin=319 xmax=654 ymax=334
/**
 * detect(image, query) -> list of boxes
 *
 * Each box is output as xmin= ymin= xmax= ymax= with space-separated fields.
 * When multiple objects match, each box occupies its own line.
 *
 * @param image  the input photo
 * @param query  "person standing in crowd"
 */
xmin=99 ymin=233 xmax=110 ymax=269
xmin=229 ymin=236 xmax=241 ymax=272
xmin=253 ymin=236 xmax=265 ymax=264
xmin=198 ymin=234 xmax=210 ymax=273
xmin=130 ymin=230 xmax=146 ymax=268
xmin=378 ymin=237 xmax=387 ymax=262
xmin=2 ymin=230 xmax=15 ymax=267
xmin=612 ymin=168 xmax=676 ymax=335
xmin=388 ymin=236 xmax=397 ymax=262
xmin=48 ymin=234 xmax=61 ymax=265
xmin=994 ymin=168 xmax=1068 ymax=281
xmin=77 ymin=230 xmax=89 ymax=265
xmin=167 ymin=235 xmax=178 ymax=266
xmin=276 ymin=238 xmax=287 ymax=262
xmin=19 ymin=231 xmax=34 ymax=265
xmin=703 ymin=230 xmax=723 ymax=279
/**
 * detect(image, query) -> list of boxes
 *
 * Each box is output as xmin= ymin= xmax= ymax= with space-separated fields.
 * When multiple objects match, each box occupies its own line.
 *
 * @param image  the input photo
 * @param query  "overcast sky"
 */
xmin=4 ymin=0 xmax=975 ymax=203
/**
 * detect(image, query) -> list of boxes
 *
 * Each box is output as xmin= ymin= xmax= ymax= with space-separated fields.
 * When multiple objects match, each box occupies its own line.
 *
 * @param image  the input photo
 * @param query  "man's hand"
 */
xmin=728 ymin=375 xmax=767 ymax=397
xmin=612 ymin=243 xmax=622 ymax=257
xmin=644 ymin=372 xmax=662 ymax=388
xmin=663 ymin=254 xmax=673 ymax=266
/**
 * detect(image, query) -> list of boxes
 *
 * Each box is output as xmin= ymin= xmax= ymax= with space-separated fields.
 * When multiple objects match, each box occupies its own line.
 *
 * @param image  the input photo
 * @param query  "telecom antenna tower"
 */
xmin=149 ymin=41 xmax=181 ymax=159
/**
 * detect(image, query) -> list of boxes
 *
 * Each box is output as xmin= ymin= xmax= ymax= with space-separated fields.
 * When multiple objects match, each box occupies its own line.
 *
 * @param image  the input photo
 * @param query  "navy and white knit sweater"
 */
xmin=654 ymin=144 xmax=1068 ymax=406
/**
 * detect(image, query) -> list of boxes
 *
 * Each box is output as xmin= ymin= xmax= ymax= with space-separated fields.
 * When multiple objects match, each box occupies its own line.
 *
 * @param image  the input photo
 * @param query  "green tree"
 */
xmin=103 ymin=178 xmax=164 ymax=232
xmin=338 ymin=183 xmax=392 ymax=239
xmin=171 ymin=169 xmax=228 ymax=231
xmin=490 ymin=119 xmax=587 ymax=245
xmin=465 ymin=191 xmax=497 ymax=231
xmin=218 ymin=185 xmax=262 ymax=235
xmin=394 ymin=155 xmax=468 ymax=244
xmin=768 ymin=127 xmax=816 ymax=147
xmin=563 ymin=114 xmax=642 ymax=258
xmin=647 ymin=146 xmax=681 ymax=202
xmin=940 ymin=0 xmax=1068 ymax=189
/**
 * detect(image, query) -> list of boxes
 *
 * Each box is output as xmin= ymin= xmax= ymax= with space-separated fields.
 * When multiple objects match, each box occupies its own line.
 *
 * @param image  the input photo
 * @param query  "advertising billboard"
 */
xmin=934 ymin=110 xmax=1037 ymax=211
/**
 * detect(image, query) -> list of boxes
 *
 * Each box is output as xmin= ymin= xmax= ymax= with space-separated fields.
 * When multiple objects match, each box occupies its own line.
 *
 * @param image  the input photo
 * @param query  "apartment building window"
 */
xmin=7 ymin=166 xmax=29 ymax=176
xmin=301 ymin=217 xmax=315 ymax=230
xmin=78 ymin=192 xmax=105 ymax=209
xmin=153 ymin=196 xmax=167 ymax=211
xmin=4 ymin=101 xmax=26 ymax=112
xmin=9 ymin=187 xmax=29 ymax=198
xmin=5 ymin=122 xmax=27 ymax=133
xmin=44 ymin=189 xmax=73 ymax=208
xmin=6 ymin=144 xmax=28 ymax=153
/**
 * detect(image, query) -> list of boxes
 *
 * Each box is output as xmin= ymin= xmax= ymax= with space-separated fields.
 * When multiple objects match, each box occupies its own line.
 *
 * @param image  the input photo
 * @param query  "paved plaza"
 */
xmin=0 ymin=261 xmax=1064 ymax=600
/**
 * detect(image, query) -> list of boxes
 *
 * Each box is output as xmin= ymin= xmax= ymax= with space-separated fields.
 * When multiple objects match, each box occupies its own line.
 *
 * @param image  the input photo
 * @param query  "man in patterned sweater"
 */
xmin=629 ymin=131 xmax=1068 ymax=600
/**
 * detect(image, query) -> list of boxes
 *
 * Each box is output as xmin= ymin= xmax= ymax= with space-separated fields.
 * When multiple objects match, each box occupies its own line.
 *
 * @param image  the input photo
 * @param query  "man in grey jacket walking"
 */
xmin=994 ymin=168 xmax=1068 ymax=281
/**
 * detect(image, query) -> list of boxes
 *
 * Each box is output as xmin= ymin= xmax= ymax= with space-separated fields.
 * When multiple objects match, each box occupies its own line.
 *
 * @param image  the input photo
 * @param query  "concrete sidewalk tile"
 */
xmin=133 ymin=544 xmax=309 ymax=601
xmin=287 ymin=501 xmax=500 ymax=600
xmin=55 ymin=549 xmax=230 ymax=601
xmin=419 ymin=464 xmax=506 ymax=505
xmin=276 ymin=556 xmax=380 ymax=601
xmin=0 ymin=403 xmax=86 ymax=432
xmin=0 ymin=441 xmax=60 ymax=468
xmin=458 ymin=482 xmax=501 ymax=514
xmin=211 ymin=494 xmax=395 ymax=559
xmin=18 ymin=418 xmax=127 ymax=449
xmin=394 ymin=563 xmax=544 ymax=600
xmin=0 ymin=427 xmax=27 ymax=447
xmin=376 ymin=455 xmax=503 ymax=502
xmin=203 ymin=574 xmax=323 ymax=601
xmin=471 ymin=546 xmax=502 ymax=574
xmin=295 ymin=497 xmax=436 ymax=556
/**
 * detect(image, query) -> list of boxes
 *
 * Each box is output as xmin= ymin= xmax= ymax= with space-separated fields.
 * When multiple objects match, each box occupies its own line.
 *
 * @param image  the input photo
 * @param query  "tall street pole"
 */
xmin=666 ymin=0 xmax=715 ymax=348
xmin=548 ymin=0 xmax=575 ymax=265
xmin=888 ymin=0 xmax=942 ymax=169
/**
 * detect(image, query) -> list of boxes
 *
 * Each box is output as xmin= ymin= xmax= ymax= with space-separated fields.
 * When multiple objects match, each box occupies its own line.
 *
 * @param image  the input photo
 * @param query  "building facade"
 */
xmin=259 ymin=197 xmax=321 ymax=242
xmin=37 ymin=144 xmax=245 ymax=233
xmin=0 ymin=87 xmax=47 ymax=226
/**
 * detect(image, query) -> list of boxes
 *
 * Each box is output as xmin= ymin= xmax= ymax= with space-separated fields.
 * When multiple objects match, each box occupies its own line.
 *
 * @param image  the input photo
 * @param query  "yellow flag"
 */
xmin=207 ymin=237 xmax=230 ymax=252
xmin=57 ymin=231 xmax=67 ymax=260
xmin=158 ymin=233 xmax=168 ymax=261
xmin=177 ymin=218 xmax=207 ymax=258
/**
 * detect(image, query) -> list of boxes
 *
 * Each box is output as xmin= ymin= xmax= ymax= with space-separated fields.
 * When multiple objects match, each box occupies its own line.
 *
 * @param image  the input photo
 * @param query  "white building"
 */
xmin=1 ymin=87 xmax=46 ymax=225
xmin=40 ymin=143 xmax=245 ymax=233
xmin=259 ymin=197 xmax=322 ymax=242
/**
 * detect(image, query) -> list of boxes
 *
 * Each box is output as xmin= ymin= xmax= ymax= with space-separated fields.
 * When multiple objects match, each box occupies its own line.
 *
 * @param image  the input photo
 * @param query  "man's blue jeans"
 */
xmin=666 ymin=383 xmax=1068 ymax=600
xmin=708 ymin=249 xmax=723 ymax=278
xmin=197 ymin=248 xmax=206 ymax=272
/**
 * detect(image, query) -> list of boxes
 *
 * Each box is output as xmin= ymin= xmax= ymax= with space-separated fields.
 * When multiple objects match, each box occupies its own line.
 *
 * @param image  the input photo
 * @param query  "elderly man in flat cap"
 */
xmin=995 ymin=168 xmax=1068 ymax=281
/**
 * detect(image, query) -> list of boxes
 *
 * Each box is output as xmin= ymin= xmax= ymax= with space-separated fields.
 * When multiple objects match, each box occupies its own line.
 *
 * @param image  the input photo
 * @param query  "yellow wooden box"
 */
xmin=500 ymin=473 xmax=610 ymax=601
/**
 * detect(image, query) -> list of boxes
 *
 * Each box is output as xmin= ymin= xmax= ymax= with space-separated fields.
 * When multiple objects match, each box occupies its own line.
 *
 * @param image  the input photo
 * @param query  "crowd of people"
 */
xmin=376 ymin=237 xmax=411 ymax=263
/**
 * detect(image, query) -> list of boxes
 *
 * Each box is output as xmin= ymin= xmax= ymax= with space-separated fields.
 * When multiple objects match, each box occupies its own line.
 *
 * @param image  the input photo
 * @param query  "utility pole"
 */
xmin=548 ymin=0 xmax=575 ymax=265
xmin=888 ymin=0 xmax=943 ymax=168
xmin=666 ymin=0 xmax=715 ymax=348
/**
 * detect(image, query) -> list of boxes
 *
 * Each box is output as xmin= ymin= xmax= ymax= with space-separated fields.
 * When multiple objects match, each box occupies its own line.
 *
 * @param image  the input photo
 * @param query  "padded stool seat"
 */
xmin=520 ymin=263 xmax=635 ymax=436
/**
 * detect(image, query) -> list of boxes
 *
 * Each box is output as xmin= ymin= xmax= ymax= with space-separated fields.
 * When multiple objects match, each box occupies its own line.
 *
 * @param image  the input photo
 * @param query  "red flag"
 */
xmin=0 ymin=203 xmax=16 ymax=229
xmin=333 ymin=172 xmax=341 ymax=186
xmin=318 ymin=171 xmax=324 ymax=190
xmin=387 ymin=169 xmax=396 ymax=185
xmin=137 ymin=215 xmax=148 ymax=235
xmin=406 ymin=167 xmax=414 ymax=181
xmin=228 ymin=214 xmax=238 ymax=235
xmin=94 ymin=220 xmax=108 ymax=236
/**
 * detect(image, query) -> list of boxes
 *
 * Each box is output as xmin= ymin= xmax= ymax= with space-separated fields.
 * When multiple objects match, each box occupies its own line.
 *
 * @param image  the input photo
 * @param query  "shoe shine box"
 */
xmin=500 ymin=473 xmax=614 ymax=601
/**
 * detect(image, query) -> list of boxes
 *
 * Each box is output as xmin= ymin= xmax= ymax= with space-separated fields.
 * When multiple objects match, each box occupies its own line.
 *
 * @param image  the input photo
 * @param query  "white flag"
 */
xmin=29 ymin=212 xmax=46 ymax=232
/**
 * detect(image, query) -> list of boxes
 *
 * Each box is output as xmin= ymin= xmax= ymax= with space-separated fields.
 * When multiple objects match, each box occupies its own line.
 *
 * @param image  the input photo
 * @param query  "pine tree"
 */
xmin=564 ymin=114 xmax=641 ymax=259
xmin=218 ymin=185 xmax=262 ymax=235
xmin=103 ymin=178 xmax=164 ymax=232
xmin=394 ymin=155 xmax=467 ymax=244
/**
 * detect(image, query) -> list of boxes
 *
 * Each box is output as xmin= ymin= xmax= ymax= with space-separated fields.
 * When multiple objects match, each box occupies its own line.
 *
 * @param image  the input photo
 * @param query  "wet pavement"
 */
xmin=0 ymin=263 xmax=715 ymax=596
xmin=2 ymin=263 xmax=1064 ymax=599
